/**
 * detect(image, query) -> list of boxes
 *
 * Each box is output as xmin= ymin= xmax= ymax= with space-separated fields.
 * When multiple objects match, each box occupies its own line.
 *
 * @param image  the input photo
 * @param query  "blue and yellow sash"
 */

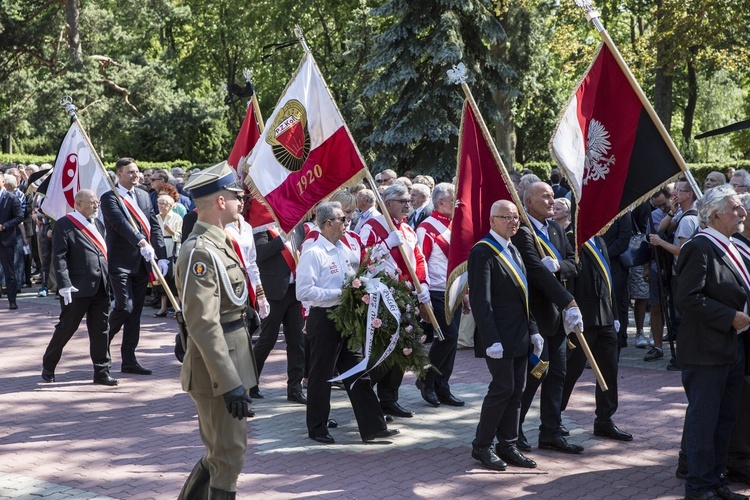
xmin=583 ymin=237 xmax=612 ymax=301
xmin=533 ymin=225 xmax=563 ymax=262
xmin=478 ymin=237 xmax=529 ymax=318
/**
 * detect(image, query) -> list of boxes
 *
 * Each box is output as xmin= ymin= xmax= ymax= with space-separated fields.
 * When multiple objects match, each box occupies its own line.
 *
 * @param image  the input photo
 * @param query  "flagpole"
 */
xmin=292 ymin=26 xmax=445 ymax=341
xmin=60 ymin=97 xmax=181 ymax=313
xmin=573 ymin=0 xmax=703 ymax=198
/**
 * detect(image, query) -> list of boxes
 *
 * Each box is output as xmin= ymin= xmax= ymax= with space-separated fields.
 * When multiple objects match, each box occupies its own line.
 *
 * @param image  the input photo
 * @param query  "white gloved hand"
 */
xmin=60 ymin=286 xmax=79 ymax=306
xmin=486 ymin=342 xmax=504 ymax=359
xmin=258 ymin=298 xmax=270 ymax=319
xmin=541 ymin=256 xmax=560 ymax=273
xmin=157 ymin=259 xmax=170 ymax=276
xmin=384 ymin=231 xmax=405 ymax=249
xmin=564 ymin=306 xmax=584 ymax=336
xmin=416 ymin=286 xmax=431 ymax=304
xmin=614 ymin=320 xmax=621 ymax=332
xmin=139 ymin=243 xmax=156 ymax=262
xmin=530 ymin=333 xmax=544 ymax=357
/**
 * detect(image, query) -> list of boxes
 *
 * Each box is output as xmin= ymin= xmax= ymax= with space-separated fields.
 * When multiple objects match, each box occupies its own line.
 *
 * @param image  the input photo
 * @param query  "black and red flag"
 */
xmin=550 ymin=43 xmax=686 ymax=252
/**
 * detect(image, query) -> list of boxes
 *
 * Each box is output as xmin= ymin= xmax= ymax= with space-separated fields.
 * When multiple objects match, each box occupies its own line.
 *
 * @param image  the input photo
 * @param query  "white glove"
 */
xmin=139 ymin=243 xmax=156 ymax=262
xmin=541 ymin=256 xmax=560 ymax=272
xmin=417 ymin=286 xmax=431 ymax=304
xmin=60 ymin=286 xmax=79 ymax=306
xmin=258 ymin=298 xmax=270 ymax=319
xmin=530 ymin=333 xmax=544 ymax=357
xmin=486 ymin=342 xmax=504 ymax=359
xmin=614 ymin=320 xmax=621 ymax=332
xmin=564 ymin=307 xmax=584 ymax=336
xmin=384 ymin=231 xmax=404 ymax=249
xmin=157 ymin=259 xmax=169 ymax=276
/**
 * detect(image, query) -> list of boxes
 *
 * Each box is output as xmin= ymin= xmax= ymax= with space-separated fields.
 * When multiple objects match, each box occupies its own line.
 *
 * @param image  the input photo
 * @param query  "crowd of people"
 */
xmin=2 ymin=157 xmax=749 ymax=500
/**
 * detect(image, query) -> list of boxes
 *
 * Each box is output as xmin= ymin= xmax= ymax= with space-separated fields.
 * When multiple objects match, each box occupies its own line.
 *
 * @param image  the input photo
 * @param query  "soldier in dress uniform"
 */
xmin=175 ymin=162 xmax=258 ymax=500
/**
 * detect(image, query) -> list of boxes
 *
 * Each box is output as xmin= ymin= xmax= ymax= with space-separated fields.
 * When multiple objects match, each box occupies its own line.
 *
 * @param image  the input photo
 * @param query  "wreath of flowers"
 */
xmin=328 ymin=247 xmax=431 ymax=378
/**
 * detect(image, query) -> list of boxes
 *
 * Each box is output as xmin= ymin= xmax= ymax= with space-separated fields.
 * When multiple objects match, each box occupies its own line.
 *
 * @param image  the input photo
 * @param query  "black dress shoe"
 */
xmin=593 ymin=422 xmax=633 ymax=441
xmin=41 ymin=368 xmax=55 ymax=383
xmin=437 ymin=392 xmax=465 ymax=407
xmin=517 ymin=430 xmax=532 ymax=452
xmin=471 ymin=446 xmax=507 ymax=471
xmin=538 ymin=436 xmax=584 ymax=454
xmin=381 ymin=402 xmax=413 ymax=418
xmin=560 ymin=424 xmax=570 ymax=436
xmin=715 ymin=486 xmax=749 ymax=500
xmin=416 ymin=379 xmax=440 ymax=407
xmin=495 ymin=445 xmax=537 ymax=469
xmin=248 ymin=387 xmax=264 ymax=399
xmin=310 ymin=433 xmax=335 ymax=444
xmin=94 ymin=375 xmax=119 ymax=386
xmin=327 ymin=419 xmax=338 ymax=428
xmin=287 ymin=391 xmax=307 ymax=405
xmin=9 ymin=301 xmax=18 ymax=310
xmin=153 ymin=310 xmax=169 ymax=318
xmin=362 ymin=428 xmax=400 ymax=442
xmin=121 ymin=363 xmax=152 ymax=375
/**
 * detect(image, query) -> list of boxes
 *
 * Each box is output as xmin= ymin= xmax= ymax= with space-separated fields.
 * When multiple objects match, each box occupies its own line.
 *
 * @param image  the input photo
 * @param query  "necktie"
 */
xmin=508 ymin=243 xmax=523 ymax=271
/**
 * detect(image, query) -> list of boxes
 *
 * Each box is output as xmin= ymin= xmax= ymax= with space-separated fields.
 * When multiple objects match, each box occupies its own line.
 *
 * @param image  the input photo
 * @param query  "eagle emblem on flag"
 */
xmin=583 ymin=119 xmax=615 ymax=185
xmin=266 ymin=99 xmax=311 ymax=172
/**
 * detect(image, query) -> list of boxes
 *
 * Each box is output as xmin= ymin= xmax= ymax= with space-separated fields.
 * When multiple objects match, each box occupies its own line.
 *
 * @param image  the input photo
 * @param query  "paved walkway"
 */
xmin=0 ymin=285 xmax=748 ymax=499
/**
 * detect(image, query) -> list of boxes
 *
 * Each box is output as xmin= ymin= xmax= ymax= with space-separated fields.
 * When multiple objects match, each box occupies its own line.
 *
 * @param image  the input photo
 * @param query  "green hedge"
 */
xmin=0 ymin=154 xmax=214 ymax=172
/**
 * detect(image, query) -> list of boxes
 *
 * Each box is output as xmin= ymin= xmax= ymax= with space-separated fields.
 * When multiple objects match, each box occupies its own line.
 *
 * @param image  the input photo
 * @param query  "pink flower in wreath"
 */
xmin=405 ymin=280 xmax=412 ymax=289
xmin=372 ymin=318 xmax=383 ymax=328
xmin=368 ymin=265 xmax=377 ymax=273
xmin=352 ymin=278 xmax=362 ymax=289
xmin=362 ymin=294 xmax=371 ymax=304
xmin=405 ymin=325 xmax=413 ymax=333
xmin=403 ymin=348 xmax=413 ymax=355
xmin=405 ymin=304 xmax=412 ymax=312
xmin=420 ymin=335 xmax=427 ymax=343
xmin=389 ymin=287 xmax=396 ymax=294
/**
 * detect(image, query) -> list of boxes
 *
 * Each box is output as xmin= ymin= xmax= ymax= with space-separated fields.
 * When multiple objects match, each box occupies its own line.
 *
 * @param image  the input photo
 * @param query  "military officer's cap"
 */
xmin=184 ymin=161 xmax=244 ymax=199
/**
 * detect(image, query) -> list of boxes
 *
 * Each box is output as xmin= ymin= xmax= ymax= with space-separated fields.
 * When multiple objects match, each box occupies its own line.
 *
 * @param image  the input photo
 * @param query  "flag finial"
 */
xmin=447 ymin=63 xmax=468 ymax=86
xmin=242 ymin=68 xmax=253 ymax=84
xmin=60 ymin=96 xmax=77 ymax=118
xmin=574 ymin=0 xmax=600 ymax=21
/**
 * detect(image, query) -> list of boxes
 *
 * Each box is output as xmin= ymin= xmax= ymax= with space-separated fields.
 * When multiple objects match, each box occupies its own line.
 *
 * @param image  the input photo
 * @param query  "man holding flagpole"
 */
xmin=101 ymin=157 xmax=168 ymax=375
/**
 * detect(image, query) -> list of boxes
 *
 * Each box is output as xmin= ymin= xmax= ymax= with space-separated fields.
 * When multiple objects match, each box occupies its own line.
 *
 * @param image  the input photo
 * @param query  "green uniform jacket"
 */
xmin=175 ymin=221 xmax=258 ymax=396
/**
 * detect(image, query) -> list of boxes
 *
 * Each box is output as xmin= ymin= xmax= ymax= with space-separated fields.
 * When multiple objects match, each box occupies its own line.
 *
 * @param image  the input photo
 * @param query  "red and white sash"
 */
xmin=698 ymin=229 xmax=750 ymax=293
xmin=66 ymin=211 xmax=107 ymax=260
xmin=268 ymin=225 xmax=298 ymax=277
xmin=117 ymin=185 xmax=151 ymax=241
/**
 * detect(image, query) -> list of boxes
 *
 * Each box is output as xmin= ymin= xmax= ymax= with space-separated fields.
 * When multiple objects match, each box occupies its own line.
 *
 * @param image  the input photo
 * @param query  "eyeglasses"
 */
xmin=730 ymin=183 xmax=749 ymax=191
xmin=327 ymin=216 xmax=347 ymax=223
xmin=492 ymin=215 xmax=520 ymax=222
xmin=675 ymin=188 xmax=692 ymax=193
xmin=389 ymin=199 xmax=410 ymax=205
xmin=88 ymin=200 xmax=100 ymax=206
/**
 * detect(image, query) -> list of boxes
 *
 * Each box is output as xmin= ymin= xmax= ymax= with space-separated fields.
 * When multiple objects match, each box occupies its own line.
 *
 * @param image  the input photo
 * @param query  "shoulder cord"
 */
xmin=206 ymin=247 xmax=248 ymax=306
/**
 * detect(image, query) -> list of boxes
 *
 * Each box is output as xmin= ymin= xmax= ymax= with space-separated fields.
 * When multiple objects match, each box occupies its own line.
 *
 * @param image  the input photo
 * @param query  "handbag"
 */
xmin=619 ymin=212 xmax=650 ymax=268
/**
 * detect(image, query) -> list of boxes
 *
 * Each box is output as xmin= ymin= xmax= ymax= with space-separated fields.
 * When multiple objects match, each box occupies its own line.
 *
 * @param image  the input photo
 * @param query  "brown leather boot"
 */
xmin=177 ymin=459 xmax=210 ymax=500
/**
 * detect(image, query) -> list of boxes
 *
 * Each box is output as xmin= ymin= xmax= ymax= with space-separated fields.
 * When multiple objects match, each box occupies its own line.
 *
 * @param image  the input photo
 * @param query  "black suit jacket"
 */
xmin=568 ymin=234 xmax=617 ymax=327
xmin=0 ymin=189 xmax=23 ymax=248
xmin=468 ymin=234 xmax=538 ymax=358
xmin=100 ymin=186 xmax=166 ymax=274
xmin=408 ymin=203 xmax=433 ymax=230
xmin=675 ymin=234 xmax=747 ymax=366
xmin=254 ymin=229 xmax=293 ymax=301
xmin=511 ymin=220 xmax=577 ymax=336
xmin=51 ymin=216 xmax=108 ymax=297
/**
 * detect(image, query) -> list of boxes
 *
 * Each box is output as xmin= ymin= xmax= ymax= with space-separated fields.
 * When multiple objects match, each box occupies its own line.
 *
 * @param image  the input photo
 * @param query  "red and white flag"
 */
xmin=227 ymin=98 xmax=262 ymax=186
xmin=40 ymin=121 xmax=111 ymax=220
xmin=445 ymin=100 xmax=517 ymax=319
xmin=245 ymin=51 xmax=366 ymax=233
xmin=550 ymin=43 xmax=684 ymax=251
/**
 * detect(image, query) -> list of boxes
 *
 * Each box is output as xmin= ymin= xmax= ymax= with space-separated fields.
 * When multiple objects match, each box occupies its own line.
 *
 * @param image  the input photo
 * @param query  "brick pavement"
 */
xmin=0 ymin=285 xmax=748 ymax=499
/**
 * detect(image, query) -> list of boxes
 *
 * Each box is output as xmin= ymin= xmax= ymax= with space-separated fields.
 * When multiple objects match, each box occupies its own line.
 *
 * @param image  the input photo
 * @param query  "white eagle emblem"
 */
xmin=583 ymin=119 xmax=615 ymax=185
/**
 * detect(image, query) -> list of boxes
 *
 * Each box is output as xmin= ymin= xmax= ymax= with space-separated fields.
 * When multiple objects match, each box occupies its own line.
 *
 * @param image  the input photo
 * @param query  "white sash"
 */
xmin=67 ymin=211 xmax=107 ymax=255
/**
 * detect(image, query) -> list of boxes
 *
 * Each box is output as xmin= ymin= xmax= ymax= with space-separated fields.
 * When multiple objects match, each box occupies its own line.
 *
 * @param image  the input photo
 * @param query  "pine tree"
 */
xmin=363 ymin=0 xmax=515 ymax=180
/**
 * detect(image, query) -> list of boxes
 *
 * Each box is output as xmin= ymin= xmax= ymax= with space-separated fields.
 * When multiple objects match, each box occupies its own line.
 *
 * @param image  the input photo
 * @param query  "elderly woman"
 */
xmin=158 ymin=182 xmax=187 ymax=217
xmin=552 ymin=197 xmax=572 ymax=230
xmin=154 ymin=194 xmax=183 ymax=317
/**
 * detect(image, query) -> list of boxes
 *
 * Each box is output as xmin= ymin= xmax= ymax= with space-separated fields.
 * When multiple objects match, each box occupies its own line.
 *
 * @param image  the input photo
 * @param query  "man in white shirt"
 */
xmin=297 ymin=201 xmax=398 ymax=444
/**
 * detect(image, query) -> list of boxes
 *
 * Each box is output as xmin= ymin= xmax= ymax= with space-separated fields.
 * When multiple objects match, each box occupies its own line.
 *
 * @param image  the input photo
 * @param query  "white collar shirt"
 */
xmin=296 ymin=234 xmax=355 ymax=308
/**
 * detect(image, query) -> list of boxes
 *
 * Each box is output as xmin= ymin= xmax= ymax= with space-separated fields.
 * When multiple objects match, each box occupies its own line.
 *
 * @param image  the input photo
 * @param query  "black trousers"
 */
xmin=43 ymin=281 xmax=111 ymax=377
xmin=473 ymin=355 xmax=527 ymax=451
xmin=0 ymin=243 xmax=17 ymax=302
xmin=306 ymin=307 xmax=385 ymax=439
xmin=423 ymin=290 xmax=460 ymax=396
xmin=108 ymin=271 xmax=149 ymax=366
xmin=370 ymin=363 xmax=404 ymax=404
xmin=561 ymin=325 xmax=619 ymax=423
xmin=253 ymin=284 xmax=305 ymax=393
xmin=519 ymin=331 xmax=567 ymax=440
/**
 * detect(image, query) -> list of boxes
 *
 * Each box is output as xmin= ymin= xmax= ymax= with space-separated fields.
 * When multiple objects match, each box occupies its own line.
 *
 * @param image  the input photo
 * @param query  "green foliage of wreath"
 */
xmin=328 ymin=248 xmax=431 ymax=378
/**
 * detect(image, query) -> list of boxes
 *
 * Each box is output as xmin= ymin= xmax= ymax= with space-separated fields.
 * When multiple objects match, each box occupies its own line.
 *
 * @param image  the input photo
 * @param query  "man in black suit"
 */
xmin=101 ymin=158 xmax=168 ymax=375
xmin=41 ymin=190 xmax=117 ymax=386
xmin=0 ymin=172 xmax=23 ymax=309
xmin=675 ymin=184 xmax=750 ymax=500
xmin=561 ymin=234 xmax=632 ymax=441
xmin=512 ymin=181 xmax=583 ymax=454
xmin=251 ymin=222 xmax=306 ymax=403
xmin=469 ymin=199 xmax=543 ymax=471
xmin=407 ymin=183 xmax=432 ymax=230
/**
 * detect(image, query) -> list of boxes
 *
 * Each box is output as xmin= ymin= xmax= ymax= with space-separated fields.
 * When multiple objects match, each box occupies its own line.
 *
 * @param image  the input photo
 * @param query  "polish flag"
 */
xmin=245 ymin=52 xmax=366 ymax=233
xmin=227 ymin=98 xmax=262 ymax=186
xmin=550 ymin=43 xmax=684 ymax=251
xmin=40 ymin=121 xmax=111 ymax=220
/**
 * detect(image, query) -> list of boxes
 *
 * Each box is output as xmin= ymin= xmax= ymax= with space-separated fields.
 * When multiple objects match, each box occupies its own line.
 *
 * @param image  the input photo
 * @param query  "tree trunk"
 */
xmin=492 ymin=19 xmax=515 ymax=169
xmin=66 ymin=0 xmax=82 ymax=67
xmin=653 ymin=0 xmax=672 ymax=131
xmin=682 ymin=58 xmax=697 ymax=145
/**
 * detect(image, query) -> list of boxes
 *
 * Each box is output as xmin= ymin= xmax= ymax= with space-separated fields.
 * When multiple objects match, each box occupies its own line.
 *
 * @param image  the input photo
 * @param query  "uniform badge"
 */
xmin=266 ymin=99 xmax=310 ymax=172
xmin=192 ymin=262 xmax=207 ymax=276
